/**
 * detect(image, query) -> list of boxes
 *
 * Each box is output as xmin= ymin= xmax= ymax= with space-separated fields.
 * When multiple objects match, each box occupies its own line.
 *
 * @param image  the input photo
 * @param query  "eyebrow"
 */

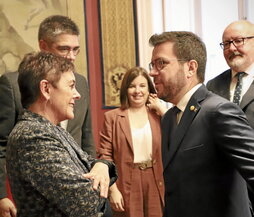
xmin=57 ymin=45 xmax=80 ymax=49
xmin=67 ymin=79 xmax=76 ymax=84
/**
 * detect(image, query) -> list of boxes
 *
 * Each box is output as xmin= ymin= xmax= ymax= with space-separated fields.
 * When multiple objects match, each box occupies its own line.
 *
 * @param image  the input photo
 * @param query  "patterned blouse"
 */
xmin=6 ymin=110 xmax=117 ymax=217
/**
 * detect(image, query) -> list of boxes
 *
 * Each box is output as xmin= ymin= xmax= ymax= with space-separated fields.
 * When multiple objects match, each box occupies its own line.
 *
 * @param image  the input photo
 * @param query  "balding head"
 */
xmin=221 ymin=20 xmax=254 ymax=72
xmin=223 ymin=20 xmax=254 ymax=40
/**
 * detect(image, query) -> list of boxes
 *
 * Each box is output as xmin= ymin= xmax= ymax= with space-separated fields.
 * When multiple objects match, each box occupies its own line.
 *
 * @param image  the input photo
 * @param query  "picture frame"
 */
xmin=98 ymin=0 xmax=139 ymax=108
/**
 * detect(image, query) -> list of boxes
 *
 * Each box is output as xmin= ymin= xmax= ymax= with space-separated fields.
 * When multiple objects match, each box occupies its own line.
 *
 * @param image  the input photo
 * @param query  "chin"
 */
xmin=156 ymin=90 xmax=164 ymax=99
xmin=228 ymin=60 xmax=244 ymax=71
xmin=66 ymin=112 xmax=75 ymax=120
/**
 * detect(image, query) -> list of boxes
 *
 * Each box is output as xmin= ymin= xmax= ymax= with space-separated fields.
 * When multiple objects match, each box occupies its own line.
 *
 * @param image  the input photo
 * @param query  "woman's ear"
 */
xmin=40 ymin=79 xmax=51 ymax=100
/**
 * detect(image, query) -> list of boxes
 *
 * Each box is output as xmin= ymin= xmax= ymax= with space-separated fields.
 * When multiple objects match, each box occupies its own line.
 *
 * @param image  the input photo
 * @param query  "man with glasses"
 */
xmin=207 ymin=20 xmax=254 ymax=127
xmin=149 ymin=31 xmax=254 ymax=217
xmin=207 ymin=19 xmax=254 ymax=214
xmin=0 ymin=15 xmax=95 ymax=217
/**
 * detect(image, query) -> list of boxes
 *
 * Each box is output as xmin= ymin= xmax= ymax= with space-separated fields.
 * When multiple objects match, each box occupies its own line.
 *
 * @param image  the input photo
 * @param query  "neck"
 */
xmin=128 ymin=105 xmax=147 ymax=113
xmin=29 ymin=101 xmax=58 ymax=125
xmin=172 ymin=81 xmax=200 ymax=105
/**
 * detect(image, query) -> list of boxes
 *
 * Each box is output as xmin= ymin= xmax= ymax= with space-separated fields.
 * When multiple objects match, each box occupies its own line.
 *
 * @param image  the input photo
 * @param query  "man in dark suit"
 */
xmin=206 ymin=20 xmax=254 ymax=211
xmin=0 ymin=15 xmax=95 ymax=217
xmin=149 ymin=31 xmax=254 ymax=217
xmin=207 ymin=20 xmax=254 ymax=128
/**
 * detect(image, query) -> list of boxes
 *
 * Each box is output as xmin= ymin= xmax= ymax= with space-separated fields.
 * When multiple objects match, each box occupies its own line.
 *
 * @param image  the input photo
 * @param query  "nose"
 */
xmin=66 ymin=51 xmax=76 ymax=62
xmin=74 ymin=88 xmax=81 ymax=100
xmin=228 ymin=42 xmax=237 ymax=51
xmin=135 ymin=86 xmax=141 ymax=92
xmin=149 ymin=68 xmax=159 ymax=77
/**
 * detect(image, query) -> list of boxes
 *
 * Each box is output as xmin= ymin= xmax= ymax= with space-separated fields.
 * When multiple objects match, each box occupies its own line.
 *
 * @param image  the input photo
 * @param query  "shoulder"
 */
xmin=0 ymin=71 xmax=19 ymax=84
xmin=74 ymin=72 xmax=86 ymax=79
xmin=73 ymin=72 xmax=89 ymax=95
xmin=197 ymin=89 xmax=245 ymax=122
xmin=207 ymin=69 xmax=231 ymax=85
xmin=103 ymin=108 xmax=128 ymax=121
xmin=188 ymin=85 xmax=231 ymax=114
xmin=147 ymin=109 xmax=161 ymax=121
xmin=12 ymin=111 xmax=56 ymax=139
xmin=74 ymin=72 xmax=88 ymax=86
xmin=104 ymin=108 xmax=125 ymax=116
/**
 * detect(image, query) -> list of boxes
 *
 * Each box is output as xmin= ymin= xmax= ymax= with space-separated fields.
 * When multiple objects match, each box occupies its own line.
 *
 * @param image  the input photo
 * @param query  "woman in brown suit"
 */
xmin=98 ymin=67 xmax=165 ymax=217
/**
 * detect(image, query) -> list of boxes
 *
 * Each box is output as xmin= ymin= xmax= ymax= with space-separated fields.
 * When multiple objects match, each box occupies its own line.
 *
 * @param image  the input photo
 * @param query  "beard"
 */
xmin=157 ymin=67 xmax=186 ymax=103
xmin=226 ymin=52 xmax=246 ymax=71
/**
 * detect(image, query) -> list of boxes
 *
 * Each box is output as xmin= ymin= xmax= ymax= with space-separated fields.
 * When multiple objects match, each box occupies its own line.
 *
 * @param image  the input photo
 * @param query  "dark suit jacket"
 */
xmin=162 ymin=85 xmax=254 ymax=217
xmin=207 ymin=69 xmax=254 ymax=128
xmin=0 ymin=71 xmax=95 ymax=197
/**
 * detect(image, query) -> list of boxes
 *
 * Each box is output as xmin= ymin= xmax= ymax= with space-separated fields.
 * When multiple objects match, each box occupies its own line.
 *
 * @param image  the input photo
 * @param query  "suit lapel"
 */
xmin=148 ymin=111 xmax=161 ymax=159
xmin=118 ymin=109 xmax=134 ymax=152
xmin=218 ymin=70 xmax=231 ymax=100
xmin=161 ymin=109 xmax=174 ymax=167
xmin=56 ymin=127 xmax=90 ymax=172
xmin=163 ymin=85 xmax=207 ymax=168
xmin=240 ymin=80 xmax=254 ymax=109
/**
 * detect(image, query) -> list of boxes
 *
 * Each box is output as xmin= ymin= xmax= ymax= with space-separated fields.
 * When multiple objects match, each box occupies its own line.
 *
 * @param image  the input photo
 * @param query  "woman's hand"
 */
xmin=109 ymin=184 xmax=125 ymax=212
xmin=83 ymin=162 xmax=109 ymax=198
xmin=147 ymin=94 xmax=168 ymax=116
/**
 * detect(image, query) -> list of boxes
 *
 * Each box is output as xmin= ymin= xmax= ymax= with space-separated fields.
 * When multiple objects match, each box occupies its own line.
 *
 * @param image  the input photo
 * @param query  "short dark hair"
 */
xmin=38 ymin=15 xmax=80 ymax=43
xmin=120 ymin=66 xmax=156 ymax=109
xmin=18 ymin=52 xmax=75 ymax=108
xmin=149 ymin=31 xmax=207 ymax=82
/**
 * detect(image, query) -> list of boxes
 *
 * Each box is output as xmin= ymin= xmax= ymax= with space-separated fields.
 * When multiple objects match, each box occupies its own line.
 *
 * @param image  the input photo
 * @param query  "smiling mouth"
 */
xmin=133 ymin=95 xmax=143 ymax=98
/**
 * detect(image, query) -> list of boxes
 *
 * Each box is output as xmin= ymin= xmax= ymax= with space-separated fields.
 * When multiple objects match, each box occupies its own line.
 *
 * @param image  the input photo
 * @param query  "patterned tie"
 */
xmin=233 ymin=72 xmax=245 ymax=105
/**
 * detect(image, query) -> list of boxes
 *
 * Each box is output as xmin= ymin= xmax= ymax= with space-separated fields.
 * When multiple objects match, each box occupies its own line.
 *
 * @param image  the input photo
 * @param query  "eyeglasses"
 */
xmin=149 ymin=58 xmax=185 ymax=71
xmin=56 ymin=45 xmax=80 ymax=56
xmin=220 ymin=36 xmax=254 ymax=50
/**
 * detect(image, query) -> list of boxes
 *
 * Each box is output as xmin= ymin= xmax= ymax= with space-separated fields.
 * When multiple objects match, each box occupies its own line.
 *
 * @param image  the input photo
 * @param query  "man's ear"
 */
xmin=186 ymin=60 xmax=198 ymax=78
xmin=39 ymin=40 xmax=48 ymax=51
xmin=40 ymin=79 xmax=51 ymax=100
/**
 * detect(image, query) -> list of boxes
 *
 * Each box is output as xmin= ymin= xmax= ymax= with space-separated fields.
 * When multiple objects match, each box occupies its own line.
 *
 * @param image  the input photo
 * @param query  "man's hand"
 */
xmin=0 ymin=198 xmax=16 ymax=217
xmin=83 ymin=162 xmax=110 ymax=198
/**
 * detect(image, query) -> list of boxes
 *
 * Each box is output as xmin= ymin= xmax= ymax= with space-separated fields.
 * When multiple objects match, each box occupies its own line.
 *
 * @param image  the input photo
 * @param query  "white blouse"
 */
xmin=131 ymin=121 xmax=152 ymax=163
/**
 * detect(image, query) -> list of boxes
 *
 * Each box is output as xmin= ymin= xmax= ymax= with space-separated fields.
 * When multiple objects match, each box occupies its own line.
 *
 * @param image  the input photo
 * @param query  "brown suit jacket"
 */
xmin=98 ymin=108 xmax=164 ymax=210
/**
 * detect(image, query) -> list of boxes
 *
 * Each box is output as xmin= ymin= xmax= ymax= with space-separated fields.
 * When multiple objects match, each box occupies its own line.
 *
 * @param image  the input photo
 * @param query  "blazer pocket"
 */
xmin=183 ymin=143 xmax=204 ymax=151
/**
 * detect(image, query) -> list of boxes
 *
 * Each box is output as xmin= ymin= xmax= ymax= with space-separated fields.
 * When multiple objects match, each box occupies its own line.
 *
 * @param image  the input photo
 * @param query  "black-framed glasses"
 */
xmin=149 ymin=58 xmax=185 ymax=71
xmin=56 ymin=45 xmax=80 ymax=56
xmin=220 ymin=36 xmax=254 ymax=50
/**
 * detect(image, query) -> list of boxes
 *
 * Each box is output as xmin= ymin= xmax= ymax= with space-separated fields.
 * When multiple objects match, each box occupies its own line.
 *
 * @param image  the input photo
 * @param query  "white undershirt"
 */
xmin=131 ymin=121 xmax=152 ymax=163
xmin=229 ymin=64 xmax=254 ymax=102
xmin=59 ymin=120 xmax=68 ymax=130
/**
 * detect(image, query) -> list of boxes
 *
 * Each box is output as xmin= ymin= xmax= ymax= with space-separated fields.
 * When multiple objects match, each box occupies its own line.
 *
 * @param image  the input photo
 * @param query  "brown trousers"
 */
xmin=113 ymin=167 xmax=163 ymax=217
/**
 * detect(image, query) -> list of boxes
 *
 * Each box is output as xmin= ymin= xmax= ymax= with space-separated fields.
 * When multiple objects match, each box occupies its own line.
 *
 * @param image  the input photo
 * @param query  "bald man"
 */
xmin=207 ymin=20 xmax=254 ymax=214
xmin=207 ymin=20 xmax=254 ymax=126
